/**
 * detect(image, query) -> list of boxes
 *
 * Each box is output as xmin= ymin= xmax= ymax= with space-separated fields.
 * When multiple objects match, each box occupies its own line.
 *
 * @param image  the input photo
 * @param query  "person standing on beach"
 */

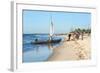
xmin=81 ymin=32 xmax=84 ymax=40
xmin=67 ymin=33 xmax=71 ymax=41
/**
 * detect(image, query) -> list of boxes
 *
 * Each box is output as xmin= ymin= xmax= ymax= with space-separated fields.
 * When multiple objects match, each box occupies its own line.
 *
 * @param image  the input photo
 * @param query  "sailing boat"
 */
xmin=31 ymin=16 xmax=61 ymax=44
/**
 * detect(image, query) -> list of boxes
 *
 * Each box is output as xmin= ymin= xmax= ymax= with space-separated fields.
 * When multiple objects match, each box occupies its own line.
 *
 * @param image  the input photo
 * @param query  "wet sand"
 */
xmin=48 ymin=35 xmax=91 ymax=61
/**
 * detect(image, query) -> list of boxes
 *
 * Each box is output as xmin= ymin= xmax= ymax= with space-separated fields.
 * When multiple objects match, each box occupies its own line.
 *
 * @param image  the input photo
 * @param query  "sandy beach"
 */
xmin=48 ymin=35 xmax=91 ymax=61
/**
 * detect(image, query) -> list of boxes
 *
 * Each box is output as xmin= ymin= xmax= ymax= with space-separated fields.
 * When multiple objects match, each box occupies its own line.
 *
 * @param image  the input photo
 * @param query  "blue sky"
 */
xmin=23 ymin=10 xmax=91 ymax=34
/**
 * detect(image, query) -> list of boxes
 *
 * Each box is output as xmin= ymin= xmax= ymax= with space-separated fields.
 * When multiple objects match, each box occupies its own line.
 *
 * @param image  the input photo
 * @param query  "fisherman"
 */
xmin=81 ymin=32 xmax=84 ymax=40
xmin=67 ymin=33 xmax=71 ymax=41
xmin=35 ymin=38 xmax=38 ymax=42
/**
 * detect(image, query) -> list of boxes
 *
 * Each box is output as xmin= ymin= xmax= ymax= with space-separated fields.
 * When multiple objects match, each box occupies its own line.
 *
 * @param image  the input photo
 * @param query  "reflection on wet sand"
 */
xmin=23 ymin=43 xmax=61 ymax=62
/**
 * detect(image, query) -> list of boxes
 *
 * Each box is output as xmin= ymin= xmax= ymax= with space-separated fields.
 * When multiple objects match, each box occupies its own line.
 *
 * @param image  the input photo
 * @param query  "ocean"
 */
xmin=23 ymin=34 xmax=63 ymax=62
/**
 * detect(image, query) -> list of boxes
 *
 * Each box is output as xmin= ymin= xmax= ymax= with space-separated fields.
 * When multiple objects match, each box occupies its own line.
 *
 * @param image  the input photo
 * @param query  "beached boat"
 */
xmin=31 ymin=38 xmax=61 ymax=44
xmin=31 ymin=16 xmax=62 ymax=44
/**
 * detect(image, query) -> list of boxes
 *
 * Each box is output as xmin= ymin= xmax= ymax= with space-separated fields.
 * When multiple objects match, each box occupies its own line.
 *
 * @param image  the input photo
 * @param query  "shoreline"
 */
xmin=48 ymin=35 xmax=91 ymax=61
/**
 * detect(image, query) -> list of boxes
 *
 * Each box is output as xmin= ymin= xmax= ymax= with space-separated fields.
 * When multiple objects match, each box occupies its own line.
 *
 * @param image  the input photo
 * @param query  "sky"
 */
xmin=23 ymin=10 xmax=91 ymax=34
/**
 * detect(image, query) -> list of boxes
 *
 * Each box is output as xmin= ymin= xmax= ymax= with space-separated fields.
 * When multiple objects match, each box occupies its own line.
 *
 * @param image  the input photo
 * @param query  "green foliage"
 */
xmin=71 ymin=28 xmax=91 ymax=33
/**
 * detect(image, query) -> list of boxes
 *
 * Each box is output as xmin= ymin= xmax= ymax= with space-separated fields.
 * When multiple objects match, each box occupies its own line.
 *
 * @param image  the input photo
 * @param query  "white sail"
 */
xmin=50 ymin=20 xmax=54 ymax=37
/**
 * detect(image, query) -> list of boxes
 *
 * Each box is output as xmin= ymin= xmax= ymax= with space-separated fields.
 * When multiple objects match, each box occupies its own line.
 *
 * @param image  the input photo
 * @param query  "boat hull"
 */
xmin=31 ymin=39 xmax=61 ymax=44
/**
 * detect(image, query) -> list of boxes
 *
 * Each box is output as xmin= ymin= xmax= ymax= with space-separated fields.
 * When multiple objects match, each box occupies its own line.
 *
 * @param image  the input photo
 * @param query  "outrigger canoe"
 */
xmin=31 ymin=38 xmax=61 ymax=44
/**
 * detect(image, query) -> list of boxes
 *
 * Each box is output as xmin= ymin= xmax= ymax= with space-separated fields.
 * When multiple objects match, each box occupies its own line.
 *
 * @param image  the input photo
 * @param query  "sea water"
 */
xmin=23 ymin=34 xmax=63 ymax=62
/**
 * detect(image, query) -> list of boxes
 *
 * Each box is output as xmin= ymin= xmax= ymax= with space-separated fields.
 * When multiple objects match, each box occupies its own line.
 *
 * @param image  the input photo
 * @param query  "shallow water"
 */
xmin=23 ymin=34 xmax=62 ymax=62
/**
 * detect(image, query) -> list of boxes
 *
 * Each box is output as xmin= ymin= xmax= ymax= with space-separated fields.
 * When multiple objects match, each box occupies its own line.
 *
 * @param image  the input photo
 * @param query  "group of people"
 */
xmin=67 ymin=31 xmax=84 ymax=41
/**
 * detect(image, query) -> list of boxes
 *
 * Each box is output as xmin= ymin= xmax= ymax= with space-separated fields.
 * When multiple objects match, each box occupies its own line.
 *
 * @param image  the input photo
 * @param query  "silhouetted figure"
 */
xmin=35 ymin=38 xmax=38 ymax=42
xmin=81 ymin=32 xmax=84 ymax=40
xmin=67 ymin=33 xmax=71 ymax=41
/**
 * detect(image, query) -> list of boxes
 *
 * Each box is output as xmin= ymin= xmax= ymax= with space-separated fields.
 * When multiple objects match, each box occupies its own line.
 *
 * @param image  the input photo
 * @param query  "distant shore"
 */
xmin=48 ymin=35 xmax=91 ymax=61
